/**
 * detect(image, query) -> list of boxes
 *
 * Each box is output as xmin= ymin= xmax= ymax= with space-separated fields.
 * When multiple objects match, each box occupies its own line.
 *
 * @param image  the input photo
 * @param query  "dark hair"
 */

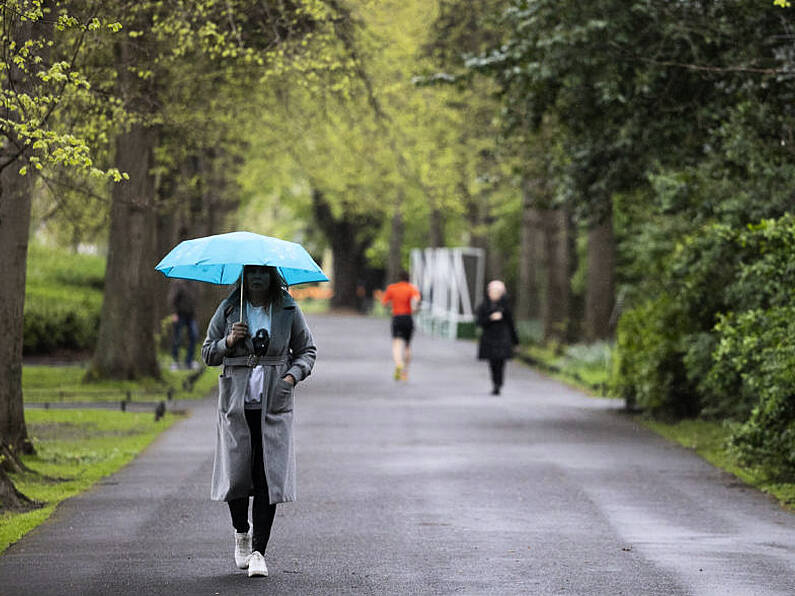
xmin=228 ymin=266 xmax=285 ymax=310
xmin=398 ymin=270 xmax=410 ymax=282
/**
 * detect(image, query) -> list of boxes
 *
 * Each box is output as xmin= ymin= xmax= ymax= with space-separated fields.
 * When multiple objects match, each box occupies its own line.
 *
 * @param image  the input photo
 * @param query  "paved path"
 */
xmin=1 ymin=314 xmax=793 ymax=595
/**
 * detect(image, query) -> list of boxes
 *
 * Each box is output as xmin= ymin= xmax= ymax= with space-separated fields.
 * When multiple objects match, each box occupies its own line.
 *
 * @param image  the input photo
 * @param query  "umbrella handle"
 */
xmin=239 ymin=268 xmax=244 ymax=324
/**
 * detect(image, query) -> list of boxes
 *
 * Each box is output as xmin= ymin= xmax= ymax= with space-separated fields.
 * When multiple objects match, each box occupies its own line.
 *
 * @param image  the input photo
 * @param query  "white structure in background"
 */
xmin=410 ymin=247 xmax=485 ymax=339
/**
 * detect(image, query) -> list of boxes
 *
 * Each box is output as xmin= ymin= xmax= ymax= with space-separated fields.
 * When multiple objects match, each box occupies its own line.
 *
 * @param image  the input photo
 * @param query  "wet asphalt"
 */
xmin=1 ymin=314 xmax=793 ymax=595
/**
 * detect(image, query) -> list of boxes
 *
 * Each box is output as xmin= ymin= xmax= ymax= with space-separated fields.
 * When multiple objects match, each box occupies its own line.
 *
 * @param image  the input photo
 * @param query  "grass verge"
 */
xmin=295 ymin=298 xmax=330 ymax=314
xmin=23 ymin=357 xmax=217 ymax=403
xmin=0 ymin=408 xmax=181 ymax=554
xmin=642 ymin=418 xmax=795 ymax=511
xmin=518 ymin=342 xmax=614 ymax=396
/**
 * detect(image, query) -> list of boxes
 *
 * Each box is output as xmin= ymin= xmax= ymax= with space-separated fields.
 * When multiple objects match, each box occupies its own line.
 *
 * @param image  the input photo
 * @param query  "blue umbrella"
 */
xmin=155 ymin=231 xmax=328 ymax=286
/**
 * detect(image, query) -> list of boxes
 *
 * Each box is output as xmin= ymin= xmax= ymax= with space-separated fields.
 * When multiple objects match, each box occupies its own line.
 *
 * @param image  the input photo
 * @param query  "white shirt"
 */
xmin=245 ymin=301 xmax=272 ymax=408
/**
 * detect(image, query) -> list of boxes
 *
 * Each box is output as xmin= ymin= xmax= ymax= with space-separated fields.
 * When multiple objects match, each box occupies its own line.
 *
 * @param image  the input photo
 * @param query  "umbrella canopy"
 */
xmin=155 ymin=231 xmax=328 ymax=286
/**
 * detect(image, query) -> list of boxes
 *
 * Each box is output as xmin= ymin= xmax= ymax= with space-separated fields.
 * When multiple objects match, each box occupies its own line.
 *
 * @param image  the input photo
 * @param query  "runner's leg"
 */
xmin=392 ymin=338 xmax=405 ymax=368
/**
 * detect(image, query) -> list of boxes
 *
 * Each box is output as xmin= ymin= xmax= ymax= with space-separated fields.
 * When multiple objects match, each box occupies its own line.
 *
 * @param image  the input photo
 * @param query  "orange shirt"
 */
xmin=382 ymin=281 xmax=420 ymax=316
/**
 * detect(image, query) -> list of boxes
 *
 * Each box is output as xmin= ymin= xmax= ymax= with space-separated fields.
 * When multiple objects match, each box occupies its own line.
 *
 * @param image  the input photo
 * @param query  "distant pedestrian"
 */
xmin=475 ymin=280 xmax=519 ymax=395
xmin=168 ymin=278 xmax=198 ymax=370
xmin=381 ymin=270 xmax=421 ymax=381
xmin=201 ymin=265 xmax=317 ymax=578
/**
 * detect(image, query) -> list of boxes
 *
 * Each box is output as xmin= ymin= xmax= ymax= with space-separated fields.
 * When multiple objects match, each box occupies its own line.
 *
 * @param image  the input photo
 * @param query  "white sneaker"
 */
xmin=247 ymin=551 xmax=268 ymax=577
xmin=234 ymin=532 xmax=251 ymax=569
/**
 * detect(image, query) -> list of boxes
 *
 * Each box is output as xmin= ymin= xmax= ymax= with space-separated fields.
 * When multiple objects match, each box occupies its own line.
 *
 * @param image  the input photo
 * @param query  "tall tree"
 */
xmin=386 ymin=199 xmax=405 ymax=284
xmin=516 ymin=176 xmax=542 ymax=320
xmin=541 ymin=207 xmax=572 ymax=342
xmin=0 ymin=7 xmax=35 ymax=472
xmin=0 ymin=0 xmax=125 ymax=506
xmin=90 ymin=0 xmax=355 ymax=377
xmin=90 ymin=5 xmax=160 ymax=379
xmin=584 ymin=215 xmax=615 ymax=340
xmin=312 ymin=189 xmax=380 ymax=309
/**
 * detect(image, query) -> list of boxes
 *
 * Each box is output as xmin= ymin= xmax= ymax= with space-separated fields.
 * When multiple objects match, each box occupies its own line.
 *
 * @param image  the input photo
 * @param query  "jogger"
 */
xmin=381 ymin=270 xmax=421 ymax=381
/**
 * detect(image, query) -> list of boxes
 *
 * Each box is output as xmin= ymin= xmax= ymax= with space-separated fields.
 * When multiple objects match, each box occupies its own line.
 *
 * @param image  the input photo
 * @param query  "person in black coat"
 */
xmin=475 ymin=280 xmax=519 ymax=395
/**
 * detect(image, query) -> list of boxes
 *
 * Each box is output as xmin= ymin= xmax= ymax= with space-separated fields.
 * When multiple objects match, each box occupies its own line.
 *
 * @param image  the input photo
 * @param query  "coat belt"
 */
xmin=223 ymin=355 xmax=290 ymax=367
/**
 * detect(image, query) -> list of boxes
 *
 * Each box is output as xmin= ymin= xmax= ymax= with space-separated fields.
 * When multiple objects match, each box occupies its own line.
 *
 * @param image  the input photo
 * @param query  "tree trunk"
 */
xmin=429 ymin=199 xmax=444 ymax=248
xmin=0 ymin=4 xmax=50 ymax=505
xmin=0 ymin=156 xmax=34 ymax=458
xmin=541 ymin=208 xmax=571 ymax=343
xmin=153 ymin=169 xmax=178 ymax=329
xmin=486 ymin=241 xmax=504 ymax=284
xmin=464 ymin=183 xmax=498 ymax=289
xmin=516 ymin=177 xmax=542 ymax=321
xmin=0 ymin=6 xmax=40 ymax=462
xmin=386 ymin=200 xmax=404 ymax=284
xmin=311 ymin=189 xmax=377 ymax=311
xmin=198 ymin=149 xmax=239 ymax=326
xmin=0 ymin=457 xmax=35 ymax=512
xmin=584 ymin=212 xmax=615 ymax=341
xmin=89 ymin=123 xmax=160 ymax=379
xmin=89 ymin=21 xmax=160 ymax=380
xmin=468 ymin=189 xmax=505 ymax=284
xmin=331 ymin=242 xmax=365 ymax=310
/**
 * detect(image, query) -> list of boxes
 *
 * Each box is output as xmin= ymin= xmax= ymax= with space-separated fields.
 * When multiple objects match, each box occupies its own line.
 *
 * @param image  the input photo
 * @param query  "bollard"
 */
xmin=120 ymin=400 xmax=127 ymax=412
xmin=167 ymin=389 xmax=173 ymax=401
xmin=154 ymin=401 xmax=166 ymax=422
xmin=44 ymin=402 xmax=50 ymax=410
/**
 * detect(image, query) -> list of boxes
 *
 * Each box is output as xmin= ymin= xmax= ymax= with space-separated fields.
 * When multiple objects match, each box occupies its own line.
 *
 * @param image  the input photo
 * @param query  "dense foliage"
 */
xmin=439 ymin=0 xmax=794 ymax=477
xmin=613 ymin=216 xmax=795 ymax=476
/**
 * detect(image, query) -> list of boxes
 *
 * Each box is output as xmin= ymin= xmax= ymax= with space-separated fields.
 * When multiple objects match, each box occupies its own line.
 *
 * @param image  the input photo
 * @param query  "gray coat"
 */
xmin=201 ymin=289 xmax=316 ymax=504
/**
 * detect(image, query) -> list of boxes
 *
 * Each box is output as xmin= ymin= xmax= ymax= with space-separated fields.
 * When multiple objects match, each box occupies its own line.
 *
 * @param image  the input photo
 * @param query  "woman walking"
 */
xmin=202 ymin=265 xmax=316 ymax=577
xmin=475 ymin=280 xmax=519 ymax=395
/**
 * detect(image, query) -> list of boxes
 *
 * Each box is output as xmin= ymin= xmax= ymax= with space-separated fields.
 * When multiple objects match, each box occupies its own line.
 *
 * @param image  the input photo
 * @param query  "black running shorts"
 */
xmin=391 ymin=315 xmax=414 ymax=343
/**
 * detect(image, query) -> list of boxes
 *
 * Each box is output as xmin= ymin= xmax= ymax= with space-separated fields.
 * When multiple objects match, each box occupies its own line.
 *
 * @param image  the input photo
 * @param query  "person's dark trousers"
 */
xmin=489 ymin=359 xmax=505 ymax=392
xmin=172 ymin=313 xmax=198 ymax=366
xmin=228 ymin=408 xmax=277 ymax=554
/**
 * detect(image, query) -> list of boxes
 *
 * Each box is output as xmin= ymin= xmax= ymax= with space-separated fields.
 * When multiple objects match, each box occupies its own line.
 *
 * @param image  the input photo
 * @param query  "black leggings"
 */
xmin=228 ymin=408 xmax=277 ymax=554
xmin=489 ymin=359 xmax=506 ymax=388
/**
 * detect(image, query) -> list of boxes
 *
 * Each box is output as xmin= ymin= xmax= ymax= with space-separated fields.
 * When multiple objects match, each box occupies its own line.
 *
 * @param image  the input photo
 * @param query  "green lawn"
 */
xmin=24 ymin=243 xmax=105 ymax=354
xmin=1 ymin=409 xmax=180 ymax=554
xmin=295 ymin=298 xmax=331 ymax=314
xmin=23 ymin=358 xmax=217 ymax=403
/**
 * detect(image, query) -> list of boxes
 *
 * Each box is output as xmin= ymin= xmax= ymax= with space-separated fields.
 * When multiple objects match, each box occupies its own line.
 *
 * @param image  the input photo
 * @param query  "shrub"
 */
xmin=613 ymin=214 xmax=795 ymax=475
xmin=697 ymin=216 xmax=795 ymax=419
xmin=612 ymin=214 xmax=795 ymax=418
xmin=24 ymin=287 xmax=103 ymax=354
xmin=613 ymin=224 xmax=746 ymax=416
xmin=708 ymin=307 xmax=795 ymax=479
xmin=24 ymin=245 xmax=105 ymax=354
xmin=611 ymin=295 xmax=697 ymax=416
xmin=515 ymin=319 xmax=543 ymax=345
